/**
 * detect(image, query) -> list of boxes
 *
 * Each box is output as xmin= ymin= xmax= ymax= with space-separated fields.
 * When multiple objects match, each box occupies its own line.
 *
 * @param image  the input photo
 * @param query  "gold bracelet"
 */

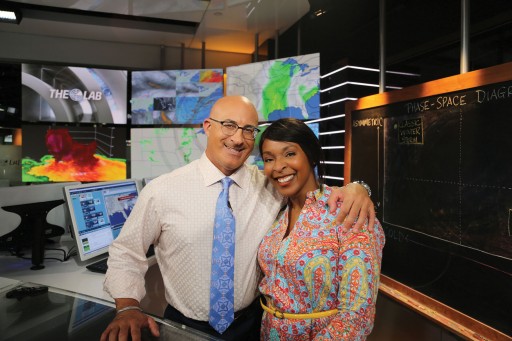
xmin=116 ymin=306 xmax=143 ymax=314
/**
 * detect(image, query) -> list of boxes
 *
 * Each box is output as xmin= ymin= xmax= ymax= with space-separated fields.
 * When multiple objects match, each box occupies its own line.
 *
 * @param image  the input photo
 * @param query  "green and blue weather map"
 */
xmin=226 ymin=53 xmax=320 ymax=121
xmin=130 ymin=127 xmax=207 ymax=179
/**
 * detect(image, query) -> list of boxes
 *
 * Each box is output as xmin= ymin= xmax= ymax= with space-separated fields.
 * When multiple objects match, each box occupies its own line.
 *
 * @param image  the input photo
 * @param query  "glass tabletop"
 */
xmin=0 ymin=282 xmax=221 ymax=341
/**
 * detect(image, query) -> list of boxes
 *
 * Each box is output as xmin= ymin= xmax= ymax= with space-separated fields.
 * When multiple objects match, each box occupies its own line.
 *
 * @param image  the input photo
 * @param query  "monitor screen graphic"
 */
xmin=130 ymin=127 xmax=207 ymax=179
xmin=226 ymin=53 xmax=320 ymax=122
xmin=64 ymin=179 xmax=141 ymax=261
xmin=22 ymin=125 xmax=127 ymax=182
xmin=22 ymin=64 xmax=127 ymax=124
xmin=67 ymin=297 xmax=113 ymax=336
xmin=131 ymin=69 xmax=224 ymax=124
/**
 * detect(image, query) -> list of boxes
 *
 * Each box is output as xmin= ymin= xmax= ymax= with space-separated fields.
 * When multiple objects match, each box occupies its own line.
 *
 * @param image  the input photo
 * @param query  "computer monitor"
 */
xmin=63 ymin=179 xmax=142 ymax=262
xmin=0 ymin=182 xmax=80 ymax=270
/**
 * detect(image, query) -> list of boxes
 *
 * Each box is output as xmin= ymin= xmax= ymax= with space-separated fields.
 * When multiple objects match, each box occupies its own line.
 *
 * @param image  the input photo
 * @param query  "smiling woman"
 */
xmin=259 ymin=118 xmax=325 ymax=187
xmin=257 ymin=118 xmax=385 ymax=340
xmin=259 ymin=119 xmax=322 ymax=209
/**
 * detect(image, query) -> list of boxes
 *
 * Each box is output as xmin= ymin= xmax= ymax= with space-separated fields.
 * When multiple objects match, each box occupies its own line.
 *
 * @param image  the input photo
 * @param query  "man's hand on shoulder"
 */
xmin=326 ymin=182 xmax=376 ymax=232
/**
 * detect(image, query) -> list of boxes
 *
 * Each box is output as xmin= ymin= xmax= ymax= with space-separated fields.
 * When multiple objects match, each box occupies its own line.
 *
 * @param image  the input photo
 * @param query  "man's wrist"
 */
xmin=116 ymin=306 xmax=143 ymax=314
xmin=352 ymin=180 xmax=371 ymax=197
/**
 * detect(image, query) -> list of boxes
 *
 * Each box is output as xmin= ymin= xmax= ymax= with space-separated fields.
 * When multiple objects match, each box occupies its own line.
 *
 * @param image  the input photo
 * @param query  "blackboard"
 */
xmin=345 ymin=62 xmax=512 ymax=339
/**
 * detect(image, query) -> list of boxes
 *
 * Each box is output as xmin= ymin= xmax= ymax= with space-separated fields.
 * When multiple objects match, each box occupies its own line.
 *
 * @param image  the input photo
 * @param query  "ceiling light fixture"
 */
xmin=0 ymin=3 xmax=21 ymax=24
xmin=309 ymin=0 xmax=330 ymax=19
xmin=0 ymin=7 xmax=22 ymax=24
xmin=313 ymin=9 xmax=327 ymax=17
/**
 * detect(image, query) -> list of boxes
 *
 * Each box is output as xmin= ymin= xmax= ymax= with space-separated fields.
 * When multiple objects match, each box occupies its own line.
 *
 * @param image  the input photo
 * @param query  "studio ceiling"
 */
xmin=0 ymin=0 xmax=310 ymax=54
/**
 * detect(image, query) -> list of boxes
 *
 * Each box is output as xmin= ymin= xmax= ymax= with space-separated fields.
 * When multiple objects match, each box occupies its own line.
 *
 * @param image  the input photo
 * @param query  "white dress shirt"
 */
xmin=104 ymin=153 xmax=283 ymax=321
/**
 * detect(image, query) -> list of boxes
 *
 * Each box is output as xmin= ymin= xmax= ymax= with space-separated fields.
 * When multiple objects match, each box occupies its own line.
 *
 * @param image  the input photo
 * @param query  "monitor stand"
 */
xmin=1 ymin=199 xmax=65 ymax=270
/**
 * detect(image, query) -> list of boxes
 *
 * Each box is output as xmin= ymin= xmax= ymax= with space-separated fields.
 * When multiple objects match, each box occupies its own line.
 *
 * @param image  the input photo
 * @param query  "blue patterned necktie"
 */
xmin=209 ymin=177 xmax=236 ymax=334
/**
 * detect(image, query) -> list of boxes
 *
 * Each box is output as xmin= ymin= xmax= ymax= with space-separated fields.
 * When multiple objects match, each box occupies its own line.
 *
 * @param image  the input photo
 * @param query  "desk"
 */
xmin=0 ymin=280 xmax=221 ymax=340
xmin=0 ymin=239 xmax=167 ymax=317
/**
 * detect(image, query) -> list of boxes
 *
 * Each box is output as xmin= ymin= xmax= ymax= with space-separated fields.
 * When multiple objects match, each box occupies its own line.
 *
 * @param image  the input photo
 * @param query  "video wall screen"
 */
xmin=130 ymin=127 xmax=207 ymax=179
xmin=130 ymin=123 xmax=319 ymax=179
xmin=0 ymin=145 xmax=21 ymax=186
xmin=226 ymin=53 xmax=320 ymax=122
xmin=131 ymin=69 xmax=224 ymax=125
xmin=22 ymin=64 xmax=127 ymax=124
xmin=22 ymin=125 xmax=127 ymax=182
xmin=1 ymin=58 xmax=325 ymax=184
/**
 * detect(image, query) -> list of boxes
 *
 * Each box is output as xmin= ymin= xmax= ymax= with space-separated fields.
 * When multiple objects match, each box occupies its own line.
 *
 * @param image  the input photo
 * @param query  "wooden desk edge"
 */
xmin=378 ymin=275 xmax=511 ymax=341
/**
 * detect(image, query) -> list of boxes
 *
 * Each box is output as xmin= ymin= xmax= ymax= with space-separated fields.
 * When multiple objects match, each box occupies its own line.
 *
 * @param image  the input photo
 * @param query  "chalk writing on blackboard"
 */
xmin=397 ymin=118 xmax=423 ymax=145
xmin=405 ymin=95 xmax=467 ymax=114
xmin=352 ymin=117 xmax=383 ymax=127
xmin=475 ymin=84 xmax=512 ymax=103
xmin=383 ymin=226 xmax=410 ymax=243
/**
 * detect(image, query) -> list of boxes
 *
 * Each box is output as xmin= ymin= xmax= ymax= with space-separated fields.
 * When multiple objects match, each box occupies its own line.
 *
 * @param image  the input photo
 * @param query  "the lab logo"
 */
xmin=69 ymin=88 xmax=84 ymax=101
xmin=50 ymin=88 xmax=103 ymax=101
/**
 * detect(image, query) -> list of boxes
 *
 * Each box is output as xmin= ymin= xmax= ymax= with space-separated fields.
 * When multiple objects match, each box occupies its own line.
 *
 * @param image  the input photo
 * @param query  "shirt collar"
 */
xmin=198 ymin=153 xmax=250 ymax=188
xmin=304 ymin=185 xmax=330 ymax=206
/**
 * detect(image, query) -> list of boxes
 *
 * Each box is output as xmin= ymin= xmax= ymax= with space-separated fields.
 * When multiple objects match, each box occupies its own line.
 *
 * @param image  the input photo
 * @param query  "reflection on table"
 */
xmin=1 ymin=282 xmax=221 ymax=341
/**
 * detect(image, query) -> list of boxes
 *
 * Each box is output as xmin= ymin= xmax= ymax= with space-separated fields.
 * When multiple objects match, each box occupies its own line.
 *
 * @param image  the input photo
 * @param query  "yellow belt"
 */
xmin=260 ymin=298 xmax=338 ymax=320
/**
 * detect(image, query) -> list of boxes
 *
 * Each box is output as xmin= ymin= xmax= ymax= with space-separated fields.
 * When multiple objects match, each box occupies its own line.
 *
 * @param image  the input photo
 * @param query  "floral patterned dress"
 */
xmin=258 ymin=186 xmax=385 ymax=340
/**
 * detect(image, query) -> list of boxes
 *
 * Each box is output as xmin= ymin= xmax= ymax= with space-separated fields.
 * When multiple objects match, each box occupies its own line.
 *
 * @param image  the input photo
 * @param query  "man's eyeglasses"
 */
xmin=208 ymin=117 xmax=260 ymax=140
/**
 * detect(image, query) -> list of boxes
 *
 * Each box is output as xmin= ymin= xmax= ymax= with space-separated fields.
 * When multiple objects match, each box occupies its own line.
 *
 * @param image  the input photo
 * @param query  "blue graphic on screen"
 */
xmin=68 ymin=181 xmax=138 ymax=253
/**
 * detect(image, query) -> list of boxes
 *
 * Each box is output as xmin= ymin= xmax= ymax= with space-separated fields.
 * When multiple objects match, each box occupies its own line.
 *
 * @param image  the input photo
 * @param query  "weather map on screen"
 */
xmin=226 ymin=53 xmax=320 ymax=121
xmin=105 ymin=192 xmax=136 ymax=228
xmin=131 ymin=69 xmax=224 ymax=124
xmin=130 ymin=123 xmax=319 ymax=179
xmin=22 ymin=125 xmax=127 ymax=182
xmin=130 ymin=127 xmax=207 ymax=179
